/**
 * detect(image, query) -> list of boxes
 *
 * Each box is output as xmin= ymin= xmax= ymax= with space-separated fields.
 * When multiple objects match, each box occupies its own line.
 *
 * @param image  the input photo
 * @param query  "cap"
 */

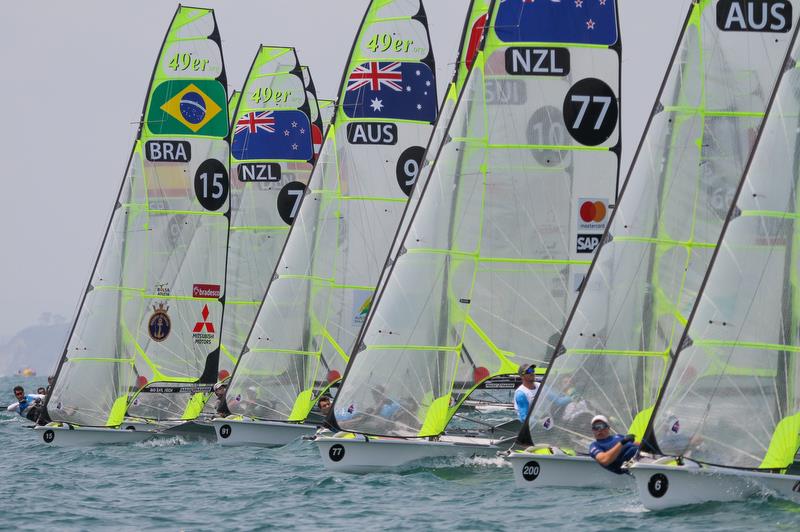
xmin=518 ymin=363 xmax=536 ymax=376
xmin=591 ymin=414 xmax=609 ymax=426
xmin=213 ymin=382 xmax=228 ymax=391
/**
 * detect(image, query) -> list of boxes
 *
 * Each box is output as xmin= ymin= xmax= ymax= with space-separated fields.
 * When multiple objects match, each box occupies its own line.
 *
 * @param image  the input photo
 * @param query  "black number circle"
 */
xmin=521 ymin=460 xmax=541 ymax=482
xmin=329 ymin=443 xmax=346 ymax=462
xmin=194 ymin=158 xmax=230 ymax=211
xmin=277 ymin=182 xmax=307 ymax=225
xmin=527 ymin=105 xmax=571 ymax=167
xmin=125 ymin=425 xmax=136 ymax=431
xmin=43 ymin=429 xmax=55 ymax=443
xmin=562 ymin=78 xmax=618 ymax=146
xmin=648 ymin=473 xmax=669 ymax=498
xmin=219 ymin=424 xmax=232 ymax=439
xmin=396 ymin=146 xmax=426 ymax=197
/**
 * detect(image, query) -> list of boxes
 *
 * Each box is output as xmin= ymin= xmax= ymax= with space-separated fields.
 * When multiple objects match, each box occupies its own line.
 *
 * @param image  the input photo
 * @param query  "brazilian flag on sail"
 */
xmin=146 ymin=79 xmax=228 ymax=137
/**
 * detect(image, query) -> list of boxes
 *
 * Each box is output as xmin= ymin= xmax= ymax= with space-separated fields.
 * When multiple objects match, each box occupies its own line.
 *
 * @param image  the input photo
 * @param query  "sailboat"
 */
xmin=218 ymin=47 xmax=322 ymax=379
xmin=212 ymin=0 xmax=440 ymax=447
xmin=314 ymin=0 xmax=622 ymax=473
xmin=507 ymin=0 xmax=799 ymax=489
xmin=38 ymin=6 xmax=231 ymax=446
xmin=629 ymin=23 xmax=800 ymax=510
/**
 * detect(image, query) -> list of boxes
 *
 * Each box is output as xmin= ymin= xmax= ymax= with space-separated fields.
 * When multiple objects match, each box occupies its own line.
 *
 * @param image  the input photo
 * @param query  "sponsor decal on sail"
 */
xmin=148 ymin=302 xmax=171 ymax=342
xmin=193 ymin=283 xmax=221 ymax=299
xmin=353 ymin=291 xmax=374 ymax=326
xmin=192 ymin=304 xmax=216 ymax=345
xmin=577 ymin=198 xmax=609 ymax=230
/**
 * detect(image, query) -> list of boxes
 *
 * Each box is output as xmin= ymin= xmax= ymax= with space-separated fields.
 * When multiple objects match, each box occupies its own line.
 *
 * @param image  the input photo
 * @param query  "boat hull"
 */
xmin=34 ymin=424 xmax=157 ymax=446
xmin=211 ymin=418 xmax=316 ymax=447
xmin=314 ymin=433 xmax=505 ymax=473
xmin=629 ymin=461 xmax=800 ymax=510
xmin=506 ymin=450 xmax=632 ymax=489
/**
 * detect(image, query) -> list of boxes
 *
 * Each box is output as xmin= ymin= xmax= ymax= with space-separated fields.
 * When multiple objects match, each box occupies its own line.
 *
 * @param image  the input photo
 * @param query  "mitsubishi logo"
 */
xmin=193 ymin=304 xmax=215 ymax=333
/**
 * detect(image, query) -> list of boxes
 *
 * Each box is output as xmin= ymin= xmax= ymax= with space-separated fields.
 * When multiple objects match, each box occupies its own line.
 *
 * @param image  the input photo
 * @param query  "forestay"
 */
xmin=220 ymin=47 xmax=321 ymax=376
xmin=48 ymin=6 xmax=230 ymax=426
xmin=522 ymin=0 xmax=798 ymax=454
xmin=332 ymin=0 xmax=621 ymax=438
xmin=225 ymin=0 xmax=438 ymax=423
xmin=648 ymin=25 xmax=800 ymax=471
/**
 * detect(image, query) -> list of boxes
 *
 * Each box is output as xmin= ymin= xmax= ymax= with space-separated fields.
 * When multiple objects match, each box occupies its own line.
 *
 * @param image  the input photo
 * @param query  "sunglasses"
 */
xmin=591 ymin=423 xmax=609 ymax=431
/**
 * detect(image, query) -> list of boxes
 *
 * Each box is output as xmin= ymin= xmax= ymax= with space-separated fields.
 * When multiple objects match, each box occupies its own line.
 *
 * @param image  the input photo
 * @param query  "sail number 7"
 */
xmin=563 ymin=78 xmax=618 ymax=146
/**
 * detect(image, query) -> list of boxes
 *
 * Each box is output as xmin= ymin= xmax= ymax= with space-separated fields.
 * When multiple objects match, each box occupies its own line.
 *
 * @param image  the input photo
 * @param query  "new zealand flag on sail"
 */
xmin=231 ymin=109 xmax=312 ymax=161
xmin=341 ymin=61 xmax=437 ymax=122
xmin=495 ymin=0 xmax=618 ymax=46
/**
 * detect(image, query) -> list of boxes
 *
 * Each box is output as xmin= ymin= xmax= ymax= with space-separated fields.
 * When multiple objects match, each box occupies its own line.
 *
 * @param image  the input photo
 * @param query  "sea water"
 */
xmin=2 ymin=375 xmax=799 ymax=531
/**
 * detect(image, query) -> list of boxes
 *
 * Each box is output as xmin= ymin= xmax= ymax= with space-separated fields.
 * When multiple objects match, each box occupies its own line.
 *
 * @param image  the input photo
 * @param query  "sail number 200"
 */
xmin=367 ymin=33 xmax=414 ymax=53
xmin=168 ymin=53 xmax=210 ymax=72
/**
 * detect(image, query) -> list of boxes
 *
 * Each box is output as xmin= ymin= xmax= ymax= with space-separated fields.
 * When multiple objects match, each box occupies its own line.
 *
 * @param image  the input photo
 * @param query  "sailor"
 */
xmin=514 ymin=363 xmax=539 ymax=422
xmin=588 ymin=414 xmax=639 ymax=474
xmin=317 ymin=395 xmax=333 ymax=417
xmin=213 ymin=382 xmax=231 ymax=418
xmin=6 ymin=386 xmax=46 ymax=423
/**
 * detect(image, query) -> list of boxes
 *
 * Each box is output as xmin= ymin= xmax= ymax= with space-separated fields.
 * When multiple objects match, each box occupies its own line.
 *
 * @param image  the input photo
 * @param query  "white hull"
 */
xmin=211 ymin=418 xmax=316 ymax=447
xmin=629 ymin=460 xmax=800 ymax=510
xmin=506 ymin=450 xmax=632 ymax=489
xmin=34 ymin=424 xmax=157 ymax=446
xmin=314 ymin=433 xmax=506 ymax=473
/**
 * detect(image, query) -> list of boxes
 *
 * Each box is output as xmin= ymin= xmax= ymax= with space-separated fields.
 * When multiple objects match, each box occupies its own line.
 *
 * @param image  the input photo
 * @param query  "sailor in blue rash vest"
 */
xmin=514 ymin=364 xmax=539 ymax=422
xmin=588 ymin=414 xmax=640 ymax=474
xmin=6 ymin=385 xmax=46 ymax=423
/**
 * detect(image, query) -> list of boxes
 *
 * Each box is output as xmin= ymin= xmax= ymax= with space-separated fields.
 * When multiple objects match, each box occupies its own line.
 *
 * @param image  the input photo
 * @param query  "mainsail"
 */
xmin=521 ymin=0 xmax=799 ymax=454
xmin=646 ymin=27 xmax=800 ymax=471
xmin=220 ymin=47 xmax=321 ymax=376
xmin=47 ymin=6 xmax=230 ymax=426
xmin=224 ymin=0 xmax=439 ymax=423
xmin=331 ymin=0 xmax=621 ymax=438
xmin=317 ymin=99 xmax=336 ymax=134
xmin=228 ymin=90 xmax=242 ymax=124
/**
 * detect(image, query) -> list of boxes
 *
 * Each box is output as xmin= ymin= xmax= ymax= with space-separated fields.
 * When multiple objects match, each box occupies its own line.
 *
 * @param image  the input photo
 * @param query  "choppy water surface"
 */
xmin=1 ymin=376 xmax=798 ymax=530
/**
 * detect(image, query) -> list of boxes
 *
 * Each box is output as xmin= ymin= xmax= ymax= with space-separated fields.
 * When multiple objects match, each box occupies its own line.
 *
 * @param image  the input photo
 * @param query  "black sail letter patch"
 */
xmin=717 ymin=0 xmax=791 ymax=32
xmin=505 ymin=47 xmax=570 ymax=76
xmin=346 ymin=122 xmax=398 ymax=145
xmin=145 ymin=140 xmax=191 ymax=162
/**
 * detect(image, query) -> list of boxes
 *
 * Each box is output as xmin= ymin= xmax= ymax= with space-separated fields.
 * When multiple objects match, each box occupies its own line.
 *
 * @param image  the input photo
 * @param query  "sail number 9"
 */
xmin=562 ymin=78 xmax=618 ymax=146
xmin=396 ymin=146 xmax=426 ymax=197
xmin=367 ymin=33 xmax=415 ymax=53
xmin=194 ymin=159 xmax=229 ymax=211
xmin=168 ymin=52 xmax=210 ymax=72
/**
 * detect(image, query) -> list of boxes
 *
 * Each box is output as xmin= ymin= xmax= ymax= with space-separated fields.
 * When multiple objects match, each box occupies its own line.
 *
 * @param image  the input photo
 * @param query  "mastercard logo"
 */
xmin=579 ymin=200 xmax=607 ymax=223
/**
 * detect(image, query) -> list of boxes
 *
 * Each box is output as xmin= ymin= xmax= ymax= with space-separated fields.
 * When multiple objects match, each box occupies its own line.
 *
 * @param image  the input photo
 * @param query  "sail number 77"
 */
xmin=563 ymin=78 xmax=618 ymax=147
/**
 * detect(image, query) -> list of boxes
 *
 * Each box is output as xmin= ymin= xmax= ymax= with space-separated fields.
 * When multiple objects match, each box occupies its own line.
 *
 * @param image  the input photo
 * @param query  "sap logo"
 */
xmin=145 ymin=140 xmax=191 ymax=162
xmin=717 ymin=0 xmax=791 ymax=33
xmin=238 ymin=162 xmax=281 ymax=182
xmin=505 ymin=47 xmax=570 ymax=77
xmin=576 ymin=234 xmax=601 ymax=253
xmin=346 ymin=122 xmax=397 ymax=145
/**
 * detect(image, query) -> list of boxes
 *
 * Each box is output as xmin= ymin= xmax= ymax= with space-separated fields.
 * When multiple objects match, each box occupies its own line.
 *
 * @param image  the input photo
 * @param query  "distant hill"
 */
xmin=0 ymin=313 xmax=68 ymax=376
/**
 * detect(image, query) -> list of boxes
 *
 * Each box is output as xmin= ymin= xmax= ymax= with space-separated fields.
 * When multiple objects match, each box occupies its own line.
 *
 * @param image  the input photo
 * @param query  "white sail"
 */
xmin=224 ymin=0 xmax=439 ymax=423
xmin=219 ymin=48 xmax=321 ymax=377
xmin=522 ymin=0 xmax=799 ymax=456
xmin=331 ymin=0 xmax=622 ymax=438
xmin=48 ymin=6 xmax=230 ymax=426
xmin=649 ymin=32 xmax=800 ymax=471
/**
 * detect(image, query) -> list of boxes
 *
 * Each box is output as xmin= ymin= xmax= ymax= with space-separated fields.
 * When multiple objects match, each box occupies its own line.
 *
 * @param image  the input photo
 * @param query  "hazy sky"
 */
xmin=0 ymin=0 xmax=688 ymax=341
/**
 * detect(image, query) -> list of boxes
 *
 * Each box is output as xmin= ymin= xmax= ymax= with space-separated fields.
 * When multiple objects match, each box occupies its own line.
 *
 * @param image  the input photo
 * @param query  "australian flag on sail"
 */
xmin=231 ymin=109 xmax=312 ymax=161
xmin=342 ymin=61 xmax=437 ymax=122
xmin=495 ymin=0 xmax=618 ymax=46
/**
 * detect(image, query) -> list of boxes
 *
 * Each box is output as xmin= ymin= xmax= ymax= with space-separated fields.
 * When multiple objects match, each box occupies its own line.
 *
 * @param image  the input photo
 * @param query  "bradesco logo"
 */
xmin=193 ymin=283 xmax=221 ymax=299
xmin=577 ymin=198 xmax=608 ymax=230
